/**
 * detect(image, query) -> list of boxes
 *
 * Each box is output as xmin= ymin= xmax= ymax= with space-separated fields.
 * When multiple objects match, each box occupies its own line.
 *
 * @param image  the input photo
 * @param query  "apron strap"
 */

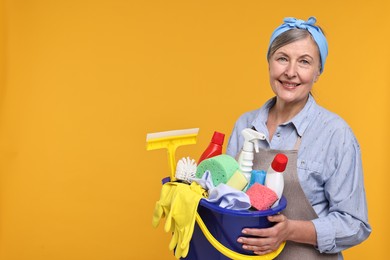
xmin=292 ymin=136 xmax=302 ymax=151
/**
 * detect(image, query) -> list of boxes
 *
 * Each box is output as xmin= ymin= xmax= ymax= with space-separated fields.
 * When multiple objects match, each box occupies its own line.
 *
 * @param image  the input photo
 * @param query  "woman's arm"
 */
xmin=237 ymin=214 xmax=317 ymax=255
xmin=311 ymin=127 xmax=371 ymax=253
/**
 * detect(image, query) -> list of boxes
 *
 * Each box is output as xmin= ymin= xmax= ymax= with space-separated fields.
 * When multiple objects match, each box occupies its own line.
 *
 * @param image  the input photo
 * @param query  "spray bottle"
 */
xmin=265 ymin=153 xmax=288 ymax=208
xmin=238 ymin=128 xmax=266 ymax=182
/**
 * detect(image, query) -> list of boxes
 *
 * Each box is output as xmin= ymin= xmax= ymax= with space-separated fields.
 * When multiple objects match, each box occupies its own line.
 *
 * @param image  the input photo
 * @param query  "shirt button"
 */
xmin=276 ymin=133 xmax=281 ymax=137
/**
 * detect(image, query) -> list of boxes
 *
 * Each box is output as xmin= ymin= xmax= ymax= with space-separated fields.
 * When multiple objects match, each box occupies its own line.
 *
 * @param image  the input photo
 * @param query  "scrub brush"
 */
xmin=175 ymin=157 xmax=197 ymax=183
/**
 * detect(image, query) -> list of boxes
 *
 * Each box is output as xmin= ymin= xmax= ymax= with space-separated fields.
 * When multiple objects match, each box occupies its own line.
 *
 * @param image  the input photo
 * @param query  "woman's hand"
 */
xmin=237 ymin=214 xmax=290 ymax=255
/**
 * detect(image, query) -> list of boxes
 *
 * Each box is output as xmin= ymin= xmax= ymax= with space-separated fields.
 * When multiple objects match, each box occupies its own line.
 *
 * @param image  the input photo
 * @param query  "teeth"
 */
xmin=283 ymin=82 xmax=298 ymax=87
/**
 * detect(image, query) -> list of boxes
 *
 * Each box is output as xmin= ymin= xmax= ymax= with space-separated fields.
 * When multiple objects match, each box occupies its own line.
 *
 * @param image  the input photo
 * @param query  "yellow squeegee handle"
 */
xmin=166 ymin=142 xmax=178 ymax=181
xmin=195 ymin=213 xmax=286 ymax=260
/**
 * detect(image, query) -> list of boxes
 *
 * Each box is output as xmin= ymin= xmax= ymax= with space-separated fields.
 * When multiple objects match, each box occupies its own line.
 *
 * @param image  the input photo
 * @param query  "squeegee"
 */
xmin=146 ymin=128 xmax=199 ymax=181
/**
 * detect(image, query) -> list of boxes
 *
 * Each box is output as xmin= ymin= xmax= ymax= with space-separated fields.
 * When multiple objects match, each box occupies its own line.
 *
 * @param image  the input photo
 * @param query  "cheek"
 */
xmin=269 ymin=64 xmax=282 ymax=80
xmin=269 ymin=70 xmax=279 ymax=85
xmin=301 ymin=69 xmax=320 ymax=84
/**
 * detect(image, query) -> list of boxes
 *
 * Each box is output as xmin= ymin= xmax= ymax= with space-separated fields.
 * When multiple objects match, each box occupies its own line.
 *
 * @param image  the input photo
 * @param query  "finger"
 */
xmin=241 ymin=242 xmax=277 ymax=255
xmin=243 ymin=240 xmax=282 ymax=253
xmin=241 ymin=227 xmax=272 ymax=237
xmin=237 ymin=236 xmax=273 ymax=247
xmin=169 ymin=229 xmax=179 ymax=250
xmin=254 ymin=249 xmax=275 ymax=255
xmin=152 ymin=203 xmax=163 ymax=227
xmin=267 ymin=214 xmax=287 ymax=223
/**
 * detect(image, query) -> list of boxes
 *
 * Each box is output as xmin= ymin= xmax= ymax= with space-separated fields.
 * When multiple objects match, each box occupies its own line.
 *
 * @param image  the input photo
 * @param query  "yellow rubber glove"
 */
xmin=165 ymin=182 xmax=205 ymax=259
xmin=152 ymin=182 xmax=180 ymax=230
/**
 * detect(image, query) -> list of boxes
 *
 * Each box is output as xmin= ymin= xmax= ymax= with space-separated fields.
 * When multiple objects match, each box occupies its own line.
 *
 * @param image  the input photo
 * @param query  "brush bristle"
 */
xmin=175 ymin=157 xmax=197 ymax=183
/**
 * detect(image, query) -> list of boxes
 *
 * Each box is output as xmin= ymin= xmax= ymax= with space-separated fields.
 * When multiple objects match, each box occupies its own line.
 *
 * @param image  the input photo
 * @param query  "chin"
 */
xmin=276 ymin=92 xmax=308 ymax=104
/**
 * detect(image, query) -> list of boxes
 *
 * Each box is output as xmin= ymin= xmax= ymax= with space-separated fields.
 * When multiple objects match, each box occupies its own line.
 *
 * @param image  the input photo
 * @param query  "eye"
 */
xmin=277 ymin=57 xmax=288 ymax=62
xmin=300 ymin=59 xmax=310 ymax=65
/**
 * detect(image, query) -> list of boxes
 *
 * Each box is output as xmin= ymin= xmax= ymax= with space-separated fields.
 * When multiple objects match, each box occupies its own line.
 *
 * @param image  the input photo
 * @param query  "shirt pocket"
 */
xmin=297 ymin=159 xmax=325 ymax=185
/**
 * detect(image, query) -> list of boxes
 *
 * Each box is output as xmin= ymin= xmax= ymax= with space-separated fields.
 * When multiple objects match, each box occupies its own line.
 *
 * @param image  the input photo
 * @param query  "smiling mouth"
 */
xmin=279 ymin=80 xmax=301 ymax=88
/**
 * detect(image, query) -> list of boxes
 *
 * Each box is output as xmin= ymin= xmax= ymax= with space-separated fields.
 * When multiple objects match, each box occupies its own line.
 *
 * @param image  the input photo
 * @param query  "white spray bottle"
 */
xmin=238 ymin=128 xmax=266 ymax=182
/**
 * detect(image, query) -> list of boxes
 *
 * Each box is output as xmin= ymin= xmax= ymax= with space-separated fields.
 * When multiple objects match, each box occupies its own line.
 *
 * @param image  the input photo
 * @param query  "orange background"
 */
xmin=0 ymin=0 xmax=389 ymax=259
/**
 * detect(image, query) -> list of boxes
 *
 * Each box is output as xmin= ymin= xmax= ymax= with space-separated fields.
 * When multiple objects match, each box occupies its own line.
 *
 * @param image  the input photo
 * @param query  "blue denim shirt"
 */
xmin=226 ymin=95 xmax=371 ymax=257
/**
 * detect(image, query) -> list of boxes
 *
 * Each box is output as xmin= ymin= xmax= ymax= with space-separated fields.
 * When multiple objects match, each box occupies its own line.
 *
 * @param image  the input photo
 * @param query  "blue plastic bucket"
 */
xmin=161 ymin=177 xmax=287 ymax=259
xmin=184 ymin=195 xmax=287 ymax=259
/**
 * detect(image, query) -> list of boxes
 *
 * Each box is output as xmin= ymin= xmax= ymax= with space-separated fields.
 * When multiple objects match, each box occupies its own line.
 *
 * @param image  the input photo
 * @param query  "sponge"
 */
xmin=246 ymin=183 xmax=278 ymax=211
xmin=196 ymin=154 xmax=238 ymax=186
xmin=226 ymin=170 xmax=248 ymax=191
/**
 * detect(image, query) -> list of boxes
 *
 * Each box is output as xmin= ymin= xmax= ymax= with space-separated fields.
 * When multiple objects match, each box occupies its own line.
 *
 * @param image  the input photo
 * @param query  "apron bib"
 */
xmin=250 ymin=138 xmax=338 ymax=260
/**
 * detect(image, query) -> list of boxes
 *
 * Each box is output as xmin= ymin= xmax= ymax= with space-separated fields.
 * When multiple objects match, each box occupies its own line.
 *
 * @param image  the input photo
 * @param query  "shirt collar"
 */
xmin=251 ymin=94 xmax=317 ymax=137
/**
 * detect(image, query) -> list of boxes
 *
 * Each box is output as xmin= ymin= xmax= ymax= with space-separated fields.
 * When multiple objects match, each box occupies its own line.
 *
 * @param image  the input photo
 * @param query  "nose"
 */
xmin=284 ymin=62 xmax=297 ymax=78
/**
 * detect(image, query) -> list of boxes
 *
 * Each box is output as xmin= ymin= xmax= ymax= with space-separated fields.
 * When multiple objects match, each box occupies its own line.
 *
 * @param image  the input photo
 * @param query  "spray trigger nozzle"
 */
xmin=238 ymin=128 xmax=266 ymax=182
xmin=241 ymin=128 xmax=266 ymax=153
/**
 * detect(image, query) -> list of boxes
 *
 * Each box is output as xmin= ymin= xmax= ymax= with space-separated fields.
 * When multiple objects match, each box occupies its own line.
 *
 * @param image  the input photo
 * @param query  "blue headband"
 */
xmin=268 ymin=17 xmax=328 ymax=73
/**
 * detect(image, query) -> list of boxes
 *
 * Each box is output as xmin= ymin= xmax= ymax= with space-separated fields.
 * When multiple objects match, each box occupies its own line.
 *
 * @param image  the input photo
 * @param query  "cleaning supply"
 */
xmin=153 ymin=181 xmax=206 ymax=259
xmin=175 ymin=157 xmax=197 ymax=183
xmin=191 ymin=170 xmax=251 ymax=210
xmin=237 ymin=128 xmax=266 ymax=182
xmin=245 ymin=183 xmax=278 ymax=211
xmin=149 ymin=128 xmax=288 ymax=259
xmin=247 ymin=169 xmax=266 ymax=190
xmin=198 ymin=131 xmax=225 ymax=164
xmin=196 ymin=154 xmax=238 ymax=186
xmin=194 ymin=211 xmax=286 ymax=260
xmin=265 ymin=153 xmax=288 ymax=208
xmin=167 ymin=182 xmax=205 ymax=258
xmin=152 ymin=181 xmax=180 ymax=230
xmin=225 ymin=170 xmax=248 ymax=191
xmin=146 ymin=128 xmax=199 ymax=181
xmin=208 ymin=183 xmax=251 ymax=210
xmin=152 ymin=182 xmax=187 ymax=232
xmin=189 ymin=170 xmax=215 ymax=192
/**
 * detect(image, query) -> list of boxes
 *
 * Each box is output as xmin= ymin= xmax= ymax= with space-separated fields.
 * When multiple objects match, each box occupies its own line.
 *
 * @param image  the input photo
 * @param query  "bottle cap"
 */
xmin=211 ymin=131 xmax=225 ymax=145
xmin=271 ymin=153 xmax=288 ymax=172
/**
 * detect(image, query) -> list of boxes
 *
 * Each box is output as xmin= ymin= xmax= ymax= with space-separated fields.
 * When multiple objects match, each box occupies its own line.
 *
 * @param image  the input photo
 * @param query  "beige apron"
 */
xmin=251 ymin=138 xmax=338 ymax=260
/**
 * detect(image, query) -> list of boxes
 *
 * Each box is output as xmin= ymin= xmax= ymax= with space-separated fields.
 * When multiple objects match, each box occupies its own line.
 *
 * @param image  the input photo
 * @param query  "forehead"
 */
xmin=275 ymin=36 xmax=320 ymax=58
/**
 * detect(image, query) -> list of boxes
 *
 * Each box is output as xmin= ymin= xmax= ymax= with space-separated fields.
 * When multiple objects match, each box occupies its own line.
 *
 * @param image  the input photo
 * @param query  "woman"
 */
xmin=226 ymin=17 xmax=371 ymax=259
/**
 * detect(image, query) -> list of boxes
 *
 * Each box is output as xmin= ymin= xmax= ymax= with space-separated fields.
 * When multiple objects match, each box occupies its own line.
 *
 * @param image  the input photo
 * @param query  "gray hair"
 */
xmin=267 ymin=28 xmax=322 ymax=70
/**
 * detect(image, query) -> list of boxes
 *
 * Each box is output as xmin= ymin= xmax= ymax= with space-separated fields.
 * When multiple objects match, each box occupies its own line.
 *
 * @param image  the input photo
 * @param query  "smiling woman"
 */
xmin=267 ymin=36 xmax=321 ymax=138
xmin=0 ymin=1 xmax=387 ymax=259
xmin=226 ymin=17 xmax=371 ymax=260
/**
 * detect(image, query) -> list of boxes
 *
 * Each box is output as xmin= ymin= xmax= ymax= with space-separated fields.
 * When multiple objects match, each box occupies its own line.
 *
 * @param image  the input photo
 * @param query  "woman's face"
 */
xmin=268 ymin=36 xmax=321 ymax=106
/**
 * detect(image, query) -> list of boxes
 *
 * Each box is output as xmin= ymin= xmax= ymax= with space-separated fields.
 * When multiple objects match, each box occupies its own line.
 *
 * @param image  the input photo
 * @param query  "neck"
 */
xmin=272 ymin=99 xmax=306 ymax=123
xmin=267 ymin=95 xmax=309 ymax=140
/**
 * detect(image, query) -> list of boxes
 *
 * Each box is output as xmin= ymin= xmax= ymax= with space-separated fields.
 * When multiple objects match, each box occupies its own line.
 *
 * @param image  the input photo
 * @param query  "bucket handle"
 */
xmin=195 ymin=213 xmax=286 ymax=260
